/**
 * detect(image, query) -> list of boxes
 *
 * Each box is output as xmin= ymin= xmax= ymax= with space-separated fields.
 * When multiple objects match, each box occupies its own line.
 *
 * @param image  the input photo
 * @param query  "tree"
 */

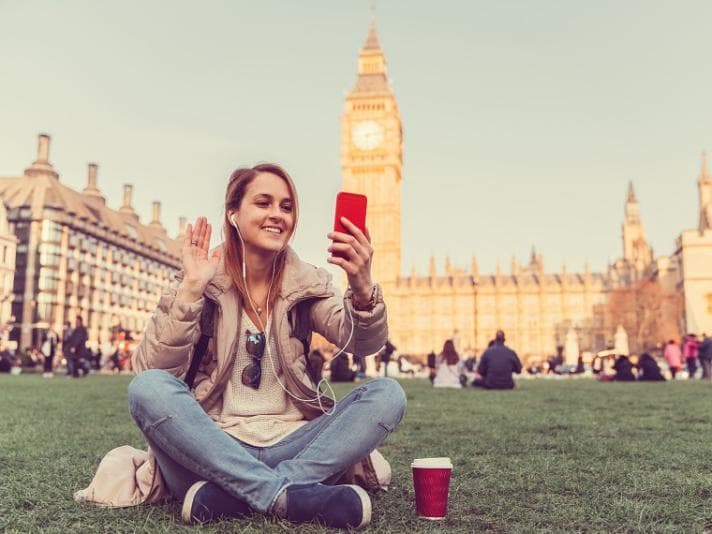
xmin=606 ymin=278 xmax=682 ymax=353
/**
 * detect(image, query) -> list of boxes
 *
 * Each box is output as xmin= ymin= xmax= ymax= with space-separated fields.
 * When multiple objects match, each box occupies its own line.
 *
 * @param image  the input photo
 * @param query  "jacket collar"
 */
xmin=201 ymin=245 xmax=332 ymax=303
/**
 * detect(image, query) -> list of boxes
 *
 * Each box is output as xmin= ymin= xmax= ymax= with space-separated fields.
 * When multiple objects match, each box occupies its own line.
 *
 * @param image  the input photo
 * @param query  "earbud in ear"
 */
xmin=229 ymin=214 xmax=238 ymax=229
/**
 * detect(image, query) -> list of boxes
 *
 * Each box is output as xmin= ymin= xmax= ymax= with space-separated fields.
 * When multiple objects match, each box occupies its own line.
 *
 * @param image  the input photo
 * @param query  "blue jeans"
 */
xmin=127 ymin=369 xmax=406 ymax=513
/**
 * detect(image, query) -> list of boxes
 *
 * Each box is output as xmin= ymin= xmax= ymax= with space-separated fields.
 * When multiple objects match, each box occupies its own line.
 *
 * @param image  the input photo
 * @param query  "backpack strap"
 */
xmin=184 ymin=299 xmax=216 ymax=389
xmin=290 ymin=298 xmax=316 ymax=382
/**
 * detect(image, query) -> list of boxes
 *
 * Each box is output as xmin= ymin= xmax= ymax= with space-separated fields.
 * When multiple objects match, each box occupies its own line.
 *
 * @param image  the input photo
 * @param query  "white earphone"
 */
xmin=226 ymin=209 xmax=354 ymax=415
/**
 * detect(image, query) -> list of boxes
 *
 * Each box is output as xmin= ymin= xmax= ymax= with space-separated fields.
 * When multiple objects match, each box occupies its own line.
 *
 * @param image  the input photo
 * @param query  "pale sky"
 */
xmin=2 ymin=0 xmax=712 ymax=279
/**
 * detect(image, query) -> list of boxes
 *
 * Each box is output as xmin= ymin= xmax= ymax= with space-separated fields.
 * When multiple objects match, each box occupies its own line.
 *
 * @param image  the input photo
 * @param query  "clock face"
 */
xmin=351 ymin=120 xmax=384 ymax=151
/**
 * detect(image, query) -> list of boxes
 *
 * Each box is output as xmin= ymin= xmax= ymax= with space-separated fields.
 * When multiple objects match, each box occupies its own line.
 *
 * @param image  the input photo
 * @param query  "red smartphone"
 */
xmin=332 ymin=192 xmax=367 ymax=258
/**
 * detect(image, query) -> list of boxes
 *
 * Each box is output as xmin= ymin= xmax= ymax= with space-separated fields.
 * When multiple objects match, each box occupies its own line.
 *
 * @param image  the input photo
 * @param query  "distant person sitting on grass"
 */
xmin=0 ymin=348 xmax=12 ymax=373
xmin=472 ymin=330 xmax=522 ymax=389
xmin=612 ymin=355 xmax=636 ymax=381
xmin=432 ymin=339 xmax=463 ymax=388
xmin=330 ymin=352 xmax=356 ymax=382
xmin=637 ymin=353 xmax=666 ymax=381
xmin=75 ymin=164 xmax=405 ymax=529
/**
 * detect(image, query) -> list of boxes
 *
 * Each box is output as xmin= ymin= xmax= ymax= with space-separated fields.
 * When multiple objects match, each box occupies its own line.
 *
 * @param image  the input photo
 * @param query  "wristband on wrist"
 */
xmin=352 ymin=284 xmax=377 ymax=311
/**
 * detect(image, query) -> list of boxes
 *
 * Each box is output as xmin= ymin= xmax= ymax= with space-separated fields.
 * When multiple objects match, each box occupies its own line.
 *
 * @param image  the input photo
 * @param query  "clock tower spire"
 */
xmin=341 ymin=16 xmax=403 ymax=290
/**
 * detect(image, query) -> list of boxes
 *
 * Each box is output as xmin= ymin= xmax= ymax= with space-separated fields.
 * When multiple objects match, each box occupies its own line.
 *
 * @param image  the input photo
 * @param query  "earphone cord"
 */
xmin=235 ymin=224 xmax=356 ymax=416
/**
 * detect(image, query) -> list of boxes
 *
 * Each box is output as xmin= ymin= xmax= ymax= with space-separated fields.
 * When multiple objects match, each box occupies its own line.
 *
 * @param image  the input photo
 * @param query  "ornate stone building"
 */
xmin=0 ymin=134 xmax=183 ymax=348
xmin=0 ymin=202 xmax=18 ymax=334
xmin=669 ymin=154 xmax=712 ymax=336
xmin=340 ymin=19 xmax=703 ymax=360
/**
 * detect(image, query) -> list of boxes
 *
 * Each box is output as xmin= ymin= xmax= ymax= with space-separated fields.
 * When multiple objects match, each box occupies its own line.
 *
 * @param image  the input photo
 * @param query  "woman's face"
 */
xmin=231 ymin=172 xmax=295 ymax=255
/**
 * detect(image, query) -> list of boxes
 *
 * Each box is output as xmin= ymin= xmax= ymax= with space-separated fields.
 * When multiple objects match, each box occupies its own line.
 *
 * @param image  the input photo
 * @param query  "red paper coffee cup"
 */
xmin=411 ymin=457 xmax=453 ymax=519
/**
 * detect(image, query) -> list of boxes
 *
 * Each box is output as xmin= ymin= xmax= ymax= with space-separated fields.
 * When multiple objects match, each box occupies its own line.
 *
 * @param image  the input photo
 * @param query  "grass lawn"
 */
xmin=1 ymin=374 xmax=711 ymax=533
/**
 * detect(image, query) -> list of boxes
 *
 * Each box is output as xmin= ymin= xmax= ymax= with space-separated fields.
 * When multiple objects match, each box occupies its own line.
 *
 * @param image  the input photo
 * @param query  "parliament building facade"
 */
xmin=341 ymin=20 xmax=712 ymax=360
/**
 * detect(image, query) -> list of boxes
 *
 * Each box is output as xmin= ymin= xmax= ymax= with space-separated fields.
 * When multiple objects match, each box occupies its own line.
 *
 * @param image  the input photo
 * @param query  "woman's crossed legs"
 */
xmin=127 ymin=369 xmax=406 ymax=516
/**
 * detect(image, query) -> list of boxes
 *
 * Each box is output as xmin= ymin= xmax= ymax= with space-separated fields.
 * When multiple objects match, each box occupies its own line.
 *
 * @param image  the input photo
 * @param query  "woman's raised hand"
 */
xmin=178 ymin=216 xmax=221 ymax=302
xmin=327 ymin=217 xmax=375 ymax=305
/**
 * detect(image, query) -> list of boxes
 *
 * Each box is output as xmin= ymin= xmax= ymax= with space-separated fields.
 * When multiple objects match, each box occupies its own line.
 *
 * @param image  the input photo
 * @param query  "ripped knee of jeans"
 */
xmin=142 ymin=414 xmax=174 ymax=438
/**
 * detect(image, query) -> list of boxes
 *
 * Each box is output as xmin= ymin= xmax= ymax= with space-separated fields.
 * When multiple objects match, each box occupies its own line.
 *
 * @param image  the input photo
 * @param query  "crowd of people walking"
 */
xmin=0 ymin=315 xmax=137 ymax=377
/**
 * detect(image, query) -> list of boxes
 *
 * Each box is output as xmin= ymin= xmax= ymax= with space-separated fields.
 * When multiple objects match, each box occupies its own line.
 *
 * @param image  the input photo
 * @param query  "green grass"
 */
xmin=1 ymin=374 xmax=711 ymax=533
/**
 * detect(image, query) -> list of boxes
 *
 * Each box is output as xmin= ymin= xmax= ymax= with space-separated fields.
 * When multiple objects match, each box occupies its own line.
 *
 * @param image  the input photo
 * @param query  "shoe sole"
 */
xmin=345 ymin=484 xmax=372 ymax=529
xmin=181 ymin=480 xmax=207 ymax=524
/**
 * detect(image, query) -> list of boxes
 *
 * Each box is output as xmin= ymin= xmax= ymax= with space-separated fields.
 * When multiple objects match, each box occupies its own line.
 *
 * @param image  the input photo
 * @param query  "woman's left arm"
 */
xmin=312 ymin=218 xmax=388 ymax=355
xmin=309 ymin=281 xmax=387 ymax=357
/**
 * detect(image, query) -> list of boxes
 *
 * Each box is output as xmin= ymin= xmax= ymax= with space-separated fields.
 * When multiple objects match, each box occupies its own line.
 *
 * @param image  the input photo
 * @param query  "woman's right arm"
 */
xmin=131 ymin=282 xmax=205 ymax=375
xmin=132 ymin=216 xmax=221 ymax=375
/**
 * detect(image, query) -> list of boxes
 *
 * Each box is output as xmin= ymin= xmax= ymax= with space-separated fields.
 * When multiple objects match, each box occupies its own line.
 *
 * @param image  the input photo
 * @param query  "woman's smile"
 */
xmin=233 ymin=172 xmax=296 ymax=253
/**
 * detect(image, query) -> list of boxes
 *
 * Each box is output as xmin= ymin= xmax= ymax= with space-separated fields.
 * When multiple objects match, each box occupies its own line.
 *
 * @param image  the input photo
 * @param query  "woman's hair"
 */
xmin=441 ymin=339 xmax=460 ymax=365
xmin=223 ymin=163 xmax=299 ymax=312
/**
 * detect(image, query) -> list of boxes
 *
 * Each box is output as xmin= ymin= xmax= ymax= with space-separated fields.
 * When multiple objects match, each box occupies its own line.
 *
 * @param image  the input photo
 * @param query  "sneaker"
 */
xmin=181 ymin=480 xmax=253 ymax=524
xmin=282 ymin=483 xmax=372 ymax=529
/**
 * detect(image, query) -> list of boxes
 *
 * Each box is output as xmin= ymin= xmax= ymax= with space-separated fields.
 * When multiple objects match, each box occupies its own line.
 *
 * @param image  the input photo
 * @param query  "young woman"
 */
xmin=432 ymin=339 xmax=463 ymax=389
xmin=125 ymin=164 xmax=406 ymax=529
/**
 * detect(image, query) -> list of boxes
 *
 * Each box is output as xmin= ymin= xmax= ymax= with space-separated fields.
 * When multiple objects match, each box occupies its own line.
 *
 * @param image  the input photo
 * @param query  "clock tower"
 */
xmin=341 ymin=17 xmax=403 ymax=289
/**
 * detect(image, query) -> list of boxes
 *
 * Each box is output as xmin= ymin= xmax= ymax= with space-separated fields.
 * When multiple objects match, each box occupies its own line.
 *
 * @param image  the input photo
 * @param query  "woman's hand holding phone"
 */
xmin=177 ymin=216 xmax=221 ymax=303
xmin=327 ymin=217 xmax=375 ymax=306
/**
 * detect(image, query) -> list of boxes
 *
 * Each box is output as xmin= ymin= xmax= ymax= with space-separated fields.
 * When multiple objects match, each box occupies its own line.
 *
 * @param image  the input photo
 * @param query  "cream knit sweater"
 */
xmin=213 ymin=312 xmax=307 ymax=447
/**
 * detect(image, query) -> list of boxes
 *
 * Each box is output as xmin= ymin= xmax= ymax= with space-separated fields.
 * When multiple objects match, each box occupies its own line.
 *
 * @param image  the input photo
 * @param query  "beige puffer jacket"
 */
xmin=133 ymin=246 xmax=387 ymax=417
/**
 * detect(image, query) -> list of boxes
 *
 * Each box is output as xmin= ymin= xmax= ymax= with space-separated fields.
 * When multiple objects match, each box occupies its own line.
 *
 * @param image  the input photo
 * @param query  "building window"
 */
xmin=68 ymin=233 xmax=80 ymax=249
xmin=38 ymin=269 xmax=60 ymax=291
xmin=37 ymin=294 xmax=54 ymax=322
xmin=39 ymin=243 xmax=62 ymax=267
xmin=41 ymin=220 xmax=63 ymax=243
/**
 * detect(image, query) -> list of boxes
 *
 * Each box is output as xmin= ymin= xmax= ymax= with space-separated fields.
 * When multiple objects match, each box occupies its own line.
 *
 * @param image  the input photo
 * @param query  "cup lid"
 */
xmin=411 ymin=457 xmax=453 ymax=468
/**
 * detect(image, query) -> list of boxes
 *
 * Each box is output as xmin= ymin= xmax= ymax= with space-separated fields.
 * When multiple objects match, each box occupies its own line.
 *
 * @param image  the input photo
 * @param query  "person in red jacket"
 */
xmin=664 ymin=339 xmax=682 ymax=379
xmin=682 ymin=334 xmax=699 ymax=379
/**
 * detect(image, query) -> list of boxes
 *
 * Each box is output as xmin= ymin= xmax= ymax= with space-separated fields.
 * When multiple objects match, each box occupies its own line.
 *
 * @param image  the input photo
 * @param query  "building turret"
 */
xmin=82 ymin=163 xmax=106 ymax=204
xmin=470 ymin=256 xmax=479 ymax=278
xmin=698 ymin=151 xmax=712 ymax=231
xmin=119 ymin=184 xmax=139 ymax=220
xmin=24 ymin=133 xmax=59 ymax=179
xmin=621 ymin=181 xmax=652 ymax=272
xmin=428 ymin=255 xmax=436 ymax=278
xmin=149 ymin=201 xmax=164 ymax=231
xmin=176 ymin=217 xmax=187 ymax=240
